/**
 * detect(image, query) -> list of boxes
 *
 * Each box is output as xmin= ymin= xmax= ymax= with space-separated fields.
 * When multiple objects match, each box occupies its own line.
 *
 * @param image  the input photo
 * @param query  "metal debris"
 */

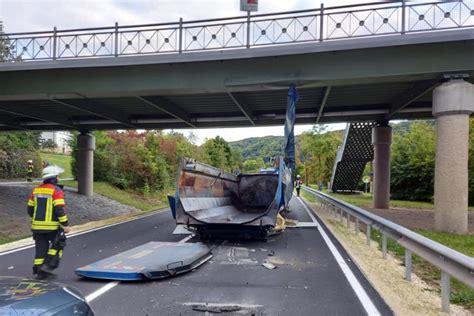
xmin=262 ymin=261 xmax=277 ymax=270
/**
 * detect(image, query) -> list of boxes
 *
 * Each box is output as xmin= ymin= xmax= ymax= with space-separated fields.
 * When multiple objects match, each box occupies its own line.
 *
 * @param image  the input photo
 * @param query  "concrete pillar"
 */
xmin=433 ymin=80 xmax=474 ymax=233
xmin=77 ymin=132 xmax=95 ymax=196
xmin=372 ymin=124 xmax=392 ymax=209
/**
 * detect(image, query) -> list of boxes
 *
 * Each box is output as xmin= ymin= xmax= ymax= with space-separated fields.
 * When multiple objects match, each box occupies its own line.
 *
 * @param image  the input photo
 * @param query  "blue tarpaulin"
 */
xmin=284 ymin=84 xmax=298 ymax=181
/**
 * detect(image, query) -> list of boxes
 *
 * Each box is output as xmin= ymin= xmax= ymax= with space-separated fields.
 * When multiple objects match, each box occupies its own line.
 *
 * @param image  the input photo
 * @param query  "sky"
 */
xmin=0 ymin=0 xmax=378 ymax=144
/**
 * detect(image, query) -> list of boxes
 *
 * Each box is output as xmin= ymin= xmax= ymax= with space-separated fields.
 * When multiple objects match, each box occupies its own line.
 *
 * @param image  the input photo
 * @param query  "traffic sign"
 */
xmin=240 ymin=0 xmax=258 ymax=12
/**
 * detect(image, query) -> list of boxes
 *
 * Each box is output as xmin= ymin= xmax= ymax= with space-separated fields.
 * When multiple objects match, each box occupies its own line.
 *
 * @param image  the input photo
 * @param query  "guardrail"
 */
xmin=1 ymin=0 xmax=473 ymax=62
xmin=301 ymin=185 xmax=474 ymax=313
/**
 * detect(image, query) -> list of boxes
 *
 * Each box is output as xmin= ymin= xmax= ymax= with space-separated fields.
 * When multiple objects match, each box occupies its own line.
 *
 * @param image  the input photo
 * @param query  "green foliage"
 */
xmin=391 ymin=122 xmax=436 ymax=201
xmin=299 ymin=126 xmax=342 ymax=185
xmin=70 ymin=131 xmax=199 ymax=193
xmin=0 ymin=131 xmax=42 ymax=179
xmin=230 ymin=136 xmax=285 ymax=160
xmin=242 ymin=158 xmax=264 ymax=173
xmin=201 ymin=136 xmax=240 ymax=172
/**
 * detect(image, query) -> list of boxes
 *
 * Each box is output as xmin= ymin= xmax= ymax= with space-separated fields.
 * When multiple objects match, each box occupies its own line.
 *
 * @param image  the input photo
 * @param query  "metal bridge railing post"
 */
xmin=246 ymin=11 xmax=251 ymax=48
xmin=52 ymin=27 xmax=57 ymax=60
xmin=401 ymin=0 xmax=406 ymax=35
xmin=114 ymin=22 xmax=119 ymax=57
xmin=441 ymin=271 xmax=451 ymax=312
xmin=178 ymin=18 xmax=183 ymax=53
xmin=319 ymin=3 xmax=324 ymax=42
xmin=382 ymin=233 xmax=387 ymax=259
xmin=405 ymin=249 xmax=412 ymax=281
xmin=366 ymin=225 xmax=371 ymax=246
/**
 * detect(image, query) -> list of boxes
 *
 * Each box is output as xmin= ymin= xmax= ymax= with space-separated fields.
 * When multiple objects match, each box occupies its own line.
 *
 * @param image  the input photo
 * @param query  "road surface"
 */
xmin=0 ymin=197 xmax=392 ymax=315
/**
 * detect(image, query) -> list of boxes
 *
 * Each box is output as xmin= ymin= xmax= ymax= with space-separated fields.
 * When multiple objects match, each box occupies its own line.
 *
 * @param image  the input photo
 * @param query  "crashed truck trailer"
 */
xmin=169 ymin=157 xmax=294 ymax=238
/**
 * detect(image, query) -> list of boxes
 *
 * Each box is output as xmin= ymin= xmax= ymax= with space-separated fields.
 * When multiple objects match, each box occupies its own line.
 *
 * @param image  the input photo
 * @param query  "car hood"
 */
xmin=0 ymin=276 xmax=76 ymax=313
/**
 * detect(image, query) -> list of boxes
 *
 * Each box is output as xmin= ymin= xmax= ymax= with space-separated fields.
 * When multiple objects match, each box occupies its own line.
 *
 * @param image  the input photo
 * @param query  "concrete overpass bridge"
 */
xmin=0 ymin=0 xmax=473 ymax=233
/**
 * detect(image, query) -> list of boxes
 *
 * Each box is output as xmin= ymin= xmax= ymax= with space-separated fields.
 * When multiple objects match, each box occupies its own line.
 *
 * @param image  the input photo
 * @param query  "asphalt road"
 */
xmin=0 ymin=198 xmax=393 ymax=315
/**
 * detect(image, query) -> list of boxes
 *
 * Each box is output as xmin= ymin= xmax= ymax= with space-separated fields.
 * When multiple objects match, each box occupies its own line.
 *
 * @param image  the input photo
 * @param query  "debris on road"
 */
xmin=262 ymin=261 xmax=277 ymax=270
xmin=75 ymin=242 xmax=212 ymax=281
xmin=267 ymin=250 xmax=275 ymax=257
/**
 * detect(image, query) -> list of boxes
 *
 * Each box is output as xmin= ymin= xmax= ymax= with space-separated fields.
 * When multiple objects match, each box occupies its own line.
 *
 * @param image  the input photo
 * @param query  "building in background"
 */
xmin=40 ymin=131 xmax=71 ymax=154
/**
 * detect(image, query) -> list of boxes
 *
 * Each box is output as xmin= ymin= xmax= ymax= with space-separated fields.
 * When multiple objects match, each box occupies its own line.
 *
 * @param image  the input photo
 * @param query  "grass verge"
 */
xmin=61 ymin=180 xmax=168 ymax=212
xmin=39 ymin=152 xmax=72 ymax=178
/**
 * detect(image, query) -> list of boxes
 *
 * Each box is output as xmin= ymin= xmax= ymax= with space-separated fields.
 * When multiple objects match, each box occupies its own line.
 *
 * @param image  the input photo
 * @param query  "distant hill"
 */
xmin=229 ymin=136 xmax=287 ymax=160
xmin=230 ymin=129 xmax=344 ymax=161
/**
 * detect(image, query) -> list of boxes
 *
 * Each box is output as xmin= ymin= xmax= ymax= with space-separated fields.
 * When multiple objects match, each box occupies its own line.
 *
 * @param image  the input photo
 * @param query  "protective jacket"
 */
xmin=27 ymin=164 xmax=33 ymax=173
xmin=27 ymin=183 xmax=68 ymax=232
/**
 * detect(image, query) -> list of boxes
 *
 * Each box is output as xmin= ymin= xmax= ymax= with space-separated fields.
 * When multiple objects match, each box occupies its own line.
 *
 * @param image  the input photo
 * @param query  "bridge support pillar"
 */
xmin=372 ymin=124 xmax=392 ymax=209
xmin=77 ymin=132 xmax=95 ymax=196
xmin=433 ymin=80 xmax=474 ymax=233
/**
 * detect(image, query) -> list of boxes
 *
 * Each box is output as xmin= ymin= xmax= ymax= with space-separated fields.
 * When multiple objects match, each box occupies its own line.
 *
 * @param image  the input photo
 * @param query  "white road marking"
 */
xmin=84 ymin=234 xmax=193 ymax=303
xmin=0 ymin=210 xmax=165 ymax=256
xmin=296 ymin=197 xmax=381 ymax=316
xmin=85 ymin=281 xmax=119 ymax=302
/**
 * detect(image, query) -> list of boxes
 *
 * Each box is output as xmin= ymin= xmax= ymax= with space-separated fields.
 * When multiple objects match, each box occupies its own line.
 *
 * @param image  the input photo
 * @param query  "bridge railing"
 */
xmin=301 ymin=185 xmax=474 ymax=313
xmin=1 ymin=1 xmax=473 ymax=62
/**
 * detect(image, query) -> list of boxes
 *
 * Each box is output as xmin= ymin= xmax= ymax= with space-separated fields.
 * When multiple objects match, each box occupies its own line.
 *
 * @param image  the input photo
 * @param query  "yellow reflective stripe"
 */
xmin=53 ymin=199 xmax=65 ymax=206
xmin=48 ymin=249 xmax=58 ymax=256
xmin=28 ymin=200 xmax=34 ymax=206
xmin=34 ymin=258 xmax=44 ymax=265
xmin=33 ymin=188 xmax=54 ymax=195
xmin=32 ymin=223 xmax=59 ymax=230
xmin=46 ymin=198 xmax=53 ymax=223
xmin=58 ymin=215 xmax=68 ymax=223
xmin=59 ymin=250 xmax=63 ymax=258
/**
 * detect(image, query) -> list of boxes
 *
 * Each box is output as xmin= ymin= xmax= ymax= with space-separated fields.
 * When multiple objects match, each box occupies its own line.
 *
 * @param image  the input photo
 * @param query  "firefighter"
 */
xmin=27 ymin=165 xmax=71 ymax=280
xmin=26 ymin=160 xmax=34 ymax=182
xmin=295 ymin=175 xmax=302 ymax=197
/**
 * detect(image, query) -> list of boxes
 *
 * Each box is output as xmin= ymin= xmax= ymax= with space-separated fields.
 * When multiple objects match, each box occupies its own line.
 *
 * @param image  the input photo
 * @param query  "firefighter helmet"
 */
xmin=42 ymin=165 xmax=65 ymax=180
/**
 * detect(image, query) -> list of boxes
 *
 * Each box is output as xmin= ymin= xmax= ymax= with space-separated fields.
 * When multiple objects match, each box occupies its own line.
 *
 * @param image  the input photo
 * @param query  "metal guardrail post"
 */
xmin=401 ymin=0 xmax=406 ymax=35
xmin=355 ymin=218 xmax=359 ymax=235
xmin=366 ymin=225 xmax=371 ymax=246
xmin=319 ymin=3 xmax=324 ymax=42
xmin=441 ymin=271 xmax=450 ymax=312
xmin=52 ymin=27 xmax=57 ymax=60
xmin=382 ymin=233 xmax=387 ymax=259
xmin=346 ymin=214 xmax=350 ymax=228
xmin=246 ymin=11 xmax=251 ymax=48
xmin=114 ymin=22 xmax=119 ymax=57
xmin=405 ymin=249 xmax=412 ymax=281
xmin=339 ymin=208 xmax=343 ymax=223
xmin=178 ymin=18 xmax=183 ymax=53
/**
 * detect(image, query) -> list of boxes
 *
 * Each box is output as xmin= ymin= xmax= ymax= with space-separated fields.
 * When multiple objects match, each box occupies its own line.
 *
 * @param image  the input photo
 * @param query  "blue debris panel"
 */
xmin=75 ymin=242 xmax=212 ymax=281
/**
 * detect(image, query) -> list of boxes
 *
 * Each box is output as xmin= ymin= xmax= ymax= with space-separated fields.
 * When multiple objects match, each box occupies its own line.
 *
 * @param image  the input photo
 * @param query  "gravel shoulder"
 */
xmin=0 ymin=184 xmax=141 ymax=242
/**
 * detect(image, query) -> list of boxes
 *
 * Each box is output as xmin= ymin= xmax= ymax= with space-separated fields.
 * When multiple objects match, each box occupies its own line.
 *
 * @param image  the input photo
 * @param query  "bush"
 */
xmin=0 ymin=131 xmax=42 ymax=179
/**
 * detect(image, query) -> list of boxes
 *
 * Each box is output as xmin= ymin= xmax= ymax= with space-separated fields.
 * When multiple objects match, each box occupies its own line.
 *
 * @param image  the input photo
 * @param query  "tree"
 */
xmin=0 ymin=22 xmax=20 ymax=62
xmin=390 ymin=122 xmax=436 ymax=201
xmin=299 ymin=125 xmax=342 ymax=185
xmin=201 ymin=136 xmax=239 ymax=172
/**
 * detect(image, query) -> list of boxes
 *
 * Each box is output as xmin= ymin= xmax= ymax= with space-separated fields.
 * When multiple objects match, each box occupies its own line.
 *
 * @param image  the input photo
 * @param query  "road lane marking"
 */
xmin=85 ymin=281 xmax=119 ymax=302
xmin=296 ymin=197 xmax=381 ymax=316
xmin=84 ymin=234 xmax=193 ymax=303
xmin=0 ymin=210 xmax=167 ymax=256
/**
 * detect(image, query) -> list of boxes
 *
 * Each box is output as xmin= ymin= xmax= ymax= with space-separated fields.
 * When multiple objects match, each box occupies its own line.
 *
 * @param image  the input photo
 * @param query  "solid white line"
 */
xmin=0 ymin=210 xmax=166 ymax=256
xmin=83 ymin=234 xmax=193 ymax=303
xmin=296 ymin=197 xmax=381 ymax=316
xmin=85 ymin=281 xmax=119 ymax=303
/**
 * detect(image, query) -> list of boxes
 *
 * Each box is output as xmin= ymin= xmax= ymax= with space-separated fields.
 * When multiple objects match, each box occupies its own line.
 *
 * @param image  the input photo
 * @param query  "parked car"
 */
xmin=0 ymin=276 xmax=94 ymax=315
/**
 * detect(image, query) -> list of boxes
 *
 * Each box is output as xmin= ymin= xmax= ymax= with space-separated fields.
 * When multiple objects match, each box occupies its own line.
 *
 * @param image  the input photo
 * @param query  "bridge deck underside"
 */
xmin=0 ymin=80 xmax=456 ymax=131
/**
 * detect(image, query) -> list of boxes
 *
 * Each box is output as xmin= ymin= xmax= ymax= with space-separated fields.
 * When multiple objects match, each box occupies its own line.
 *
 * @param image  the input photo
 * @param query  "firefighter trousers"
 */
xmin=33 ymin=231 xmax=60 ymax=274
